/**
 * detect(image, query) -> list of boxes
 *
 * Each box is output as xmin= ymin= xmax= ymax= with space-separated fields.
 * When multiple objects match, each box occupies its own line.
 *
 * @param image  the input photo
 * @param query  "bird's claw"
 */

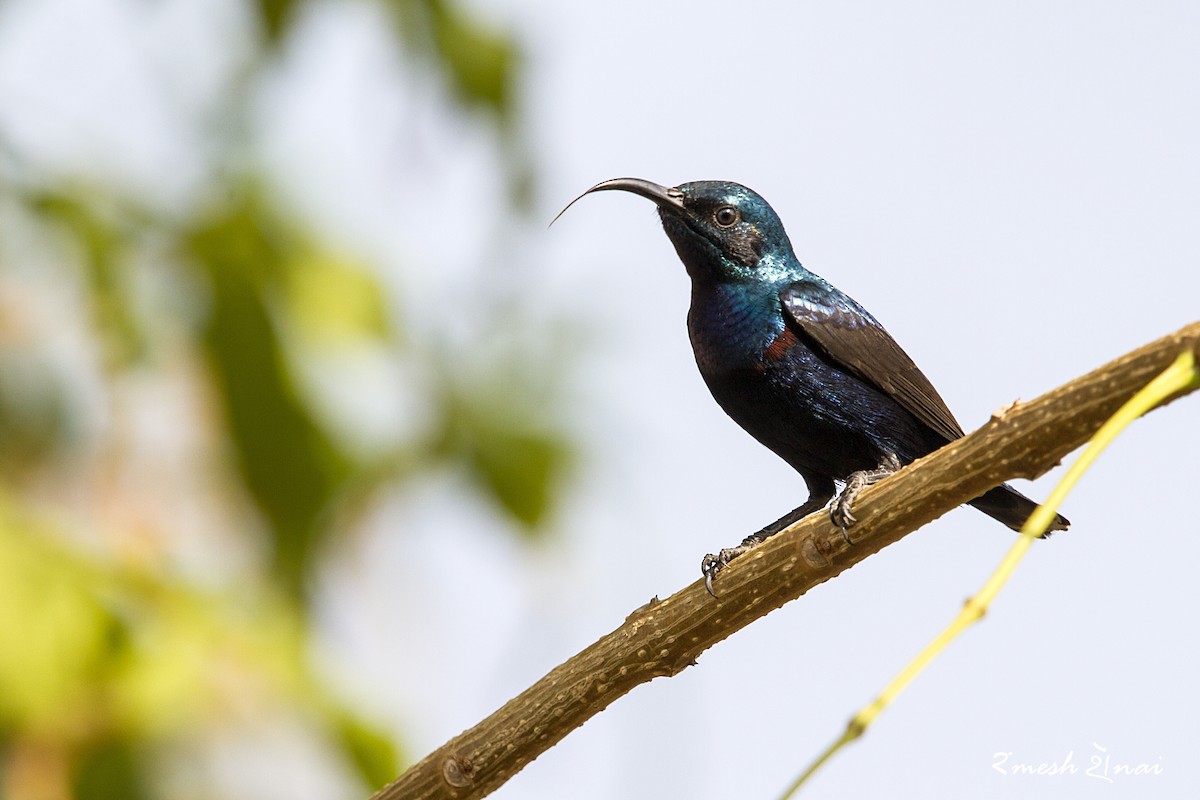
xmin=700 ymin=543 xmax=757 ymax=597
xmin=828 ymin=456 xmax=900 ymax=543
xmin=829 ymin=497 xmax=857 ymax=530
xmin=700 ymin=501 xmax=833 ymax=596
xmin=701 ymin=551 xmax=729 ymax=597
xmin=829 ymin=504 xmax=856 ymax=545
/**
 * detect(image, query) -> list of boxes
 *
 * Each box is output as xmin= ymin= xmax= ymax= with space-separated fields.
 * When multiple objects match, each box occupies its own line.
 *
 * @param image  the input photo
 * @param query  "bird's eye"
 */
xmin=714 ymin=206 xmax=739 ymax=227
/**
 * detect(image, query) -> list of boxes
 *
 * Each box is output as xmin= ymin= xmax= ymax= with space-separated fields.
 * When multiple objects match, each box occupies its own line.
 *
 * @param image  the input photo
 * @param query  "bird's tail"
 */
xmin=968 ymin=483 xmax=1069 ymax=537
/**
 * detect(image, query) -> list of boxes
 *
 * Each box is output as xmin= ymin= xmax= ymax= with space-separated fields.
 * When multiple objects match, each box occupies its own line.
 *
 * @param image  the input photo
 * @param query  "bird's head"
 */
xmin=555 ymin=178 xmax=799 ymax=285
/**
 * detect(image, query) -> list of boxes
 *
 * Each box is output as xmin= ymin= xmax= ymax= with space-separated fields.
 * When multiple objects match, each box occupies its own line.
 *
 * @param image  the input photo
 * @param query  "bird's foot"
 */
xmin=701 ymin=536 xmax=763 ymax=597
xmin=700 ymin=497 xmax=831 ymax=597
xmin=829 ymin=455 xmax=902 ymax=540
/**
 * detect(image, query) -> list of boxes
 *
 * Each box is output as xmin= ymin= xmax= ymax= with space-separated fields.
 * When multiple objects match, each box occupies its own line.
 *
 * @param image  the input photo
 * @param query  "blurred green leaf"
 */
xmin=0 ymin=347 xmax=72 ymax=476
xmin=388 ymin=0 xmax=518 ymax=120
xmin=469 ymin=424 xmax=566 ymax=530
xmin=74 ymin=738 xmax=149 ymax=800
xmin=427 ymin=0 xmax=517 ymax=117
xmin=256 ymin=0 xmax=298 ymax=43
xmin=442 ymin=384 xmax=569 ymax=531
xmin=28 ymin=191 xmax=145 ymax=368
xmin=286 ymin=251 xmax=393 ymax=344
xmin=187 ymin=194 xmax=353 ymax=596
xmin=334 ymin=713 xmax=402 ymax=790
xmin=0 ymin=504 xmax=113 ymax=732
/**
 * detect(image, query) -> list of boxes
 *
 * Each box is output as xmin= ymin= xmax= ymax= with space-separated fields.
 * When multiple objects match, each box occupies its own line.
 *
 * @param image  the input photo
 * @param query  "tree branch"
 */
xmin=372 ymin=321 xmax=1200 ymax=800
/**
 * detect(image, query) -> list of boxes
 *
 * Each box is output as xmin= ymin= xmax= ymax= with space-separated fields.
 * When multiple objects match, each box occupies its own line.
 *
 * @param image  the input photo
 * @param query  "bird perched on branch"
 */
xmin=556 ymin=178 xmax=1068 ymax=592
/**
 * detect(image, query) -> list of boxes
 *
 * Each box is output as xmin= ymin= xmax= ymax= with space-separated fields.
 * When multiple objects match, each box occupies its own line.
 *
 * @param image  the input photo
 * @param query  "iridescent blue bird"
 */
xmin=557 ymin=178 xmax=1068 ymax=591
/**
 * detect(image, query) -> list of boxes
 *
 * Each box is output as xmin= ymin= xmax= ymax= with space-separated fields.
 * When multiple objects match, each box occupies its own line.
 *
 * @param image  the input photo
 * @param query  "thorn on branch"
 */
xmin=991 ymin=399 xmax=1022 ymax=422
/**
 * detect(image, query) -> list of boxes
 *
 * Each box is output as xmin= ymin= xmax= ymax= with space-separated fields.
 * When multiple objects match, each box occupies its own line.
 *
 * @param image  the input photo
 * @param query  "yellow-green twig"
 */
xmin=778 ymin=349 xmax=1199 ymax=799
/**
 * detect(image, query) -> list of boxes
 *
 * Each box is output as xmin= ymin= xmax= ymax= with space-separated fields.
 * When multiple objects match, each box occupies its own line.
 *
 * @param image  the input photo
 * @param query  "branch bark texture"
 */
xmin=373 ymin=321 xmax=1200 ymax=800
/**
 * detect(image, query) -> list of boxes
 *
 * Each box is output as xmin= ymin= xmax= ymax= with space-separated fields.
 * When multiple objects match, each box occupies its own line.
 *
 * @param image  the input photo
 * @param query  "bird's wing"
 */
xmin=780 ymin=280 xmax=965 ymax=442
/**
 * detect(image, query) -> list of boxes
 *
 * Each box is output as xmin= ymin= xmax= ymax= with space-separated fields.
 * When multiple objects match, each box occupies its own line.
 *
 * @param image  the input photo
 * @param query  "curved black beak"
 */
xmin=550 ymin=177 xmax=685 ymax=227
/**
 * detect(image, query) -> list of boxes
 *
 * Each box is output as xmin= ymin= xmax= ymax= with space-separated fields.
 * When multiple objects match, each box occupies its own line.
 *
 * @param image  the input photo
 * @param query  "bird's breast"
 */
xmin=687 ymin=283 xmax=784 ymax=377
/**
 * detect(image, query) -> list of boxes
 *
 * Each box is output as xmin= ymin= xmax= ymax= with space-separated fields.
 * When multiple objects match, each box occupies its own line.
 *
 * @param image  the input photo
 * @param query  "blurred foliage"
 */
xmin=440 ymin=381 xmax=569 ymax=533
xmin=187 ymin=192 xmax=356 ymax=595
xmin=28 ymin=191 xmax=148 ymax=369
xmin=0 ymin=345 xmax=72 ymax=473
xmin=74 ymin=740 xmax=150 ymax=800
xmin=0 ymin=0 xmax=570 ymax=796
xmin=385 ymin=0 xmax=519 ymax=120
xmin=258 ymin=0 xmax=297 ymax=42
xmin=0 ymin=497 xmax=400 ymax=796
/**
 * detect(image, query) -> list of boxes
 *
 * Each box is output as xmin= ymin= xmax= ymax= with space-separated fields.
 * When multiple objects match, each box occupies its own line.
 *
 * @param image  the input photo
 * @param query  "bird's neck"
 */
xmin=687 ymin=280 xmax=784 ymax=375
